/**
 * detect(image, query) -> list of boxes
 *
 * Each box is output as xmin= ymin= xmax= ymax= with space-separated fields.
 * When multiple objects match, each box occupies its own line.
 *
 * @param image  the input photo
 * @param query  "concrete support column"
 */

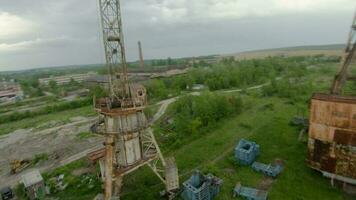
xmin=104 ymin=135 xmax=115 ymax=200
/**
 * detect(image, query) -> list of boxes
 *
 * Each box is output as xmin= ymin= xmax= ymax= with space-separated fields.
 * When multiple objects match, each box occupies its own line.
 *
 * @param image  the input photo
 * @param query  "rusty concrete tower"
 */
xmin=138 ymin=41 xmax=144 ymax=68
xmin=94 ymin=0 xmax=179 ymax=199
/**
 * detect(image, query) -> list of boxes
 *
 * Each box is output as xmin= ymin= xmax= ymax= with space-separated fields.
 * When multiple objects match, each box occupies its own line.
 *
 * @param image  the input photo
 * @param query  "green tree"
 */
xmin=49 ymin=79 xmax=57 ymax=90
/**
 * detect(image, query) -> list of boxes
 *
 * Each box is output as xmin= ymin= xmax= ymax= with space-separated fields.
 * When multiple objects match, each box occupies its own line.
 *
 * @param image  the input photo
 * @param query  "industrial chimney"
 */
xmin=138 ymin=41 xmax=144 ymax=68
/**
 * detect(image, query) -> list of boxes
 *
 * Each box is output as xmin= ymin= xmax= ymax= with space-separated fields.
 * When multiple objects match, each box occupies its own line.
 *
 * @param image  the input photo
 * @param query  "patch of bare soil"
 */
xmin=0 ymin=116 xmax=104 ymax=188
xmin=256 ymin=177 xmax=274 ymax=190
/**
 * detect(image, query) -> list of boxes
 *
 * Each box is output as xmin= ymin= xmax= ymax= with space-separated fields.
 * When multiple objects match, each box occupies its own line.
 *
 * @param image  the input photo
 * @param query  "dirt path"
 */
xmin=151 ymin=97 xmax=178 ymax=124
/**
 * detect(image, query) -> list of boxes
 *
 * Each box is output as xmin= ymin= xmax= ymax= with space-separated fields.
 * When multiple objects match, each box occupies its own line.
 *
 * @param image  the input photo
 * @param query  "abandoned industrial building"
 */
xmin=0 ymin=0 xmax=355 ymax=200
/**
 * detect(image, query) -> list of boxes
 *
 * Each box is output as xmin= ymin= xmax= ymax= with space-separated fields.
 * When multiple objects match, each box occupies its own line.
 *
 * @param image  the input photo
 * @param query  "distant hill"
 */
xmin=248 ymin=44 xmax=344 ymax=52
xmin=228 ymin=44 xmax=345 ymax=60
xmin=0 ymin=44 xmax=345 ymax=76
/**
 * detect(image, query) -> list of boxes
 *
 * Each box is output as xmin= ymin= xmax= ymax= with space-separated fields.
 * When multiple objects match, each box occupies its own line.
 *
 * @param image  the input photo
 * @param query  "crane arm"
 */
xmin=331 ymin=11 xmax=356 ymax=95
xmin=98 ymin=0 xmax=130 ymax=99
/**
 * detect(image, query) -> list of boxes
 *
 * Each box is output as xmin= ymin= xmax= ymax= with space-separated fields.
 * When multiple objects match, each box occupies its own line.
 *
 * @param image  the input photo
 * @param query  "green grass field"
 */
xmin=40 ymin=95 xmax=353 ymax=200
xmin=121 ymin=96 xmax=352 ymax=200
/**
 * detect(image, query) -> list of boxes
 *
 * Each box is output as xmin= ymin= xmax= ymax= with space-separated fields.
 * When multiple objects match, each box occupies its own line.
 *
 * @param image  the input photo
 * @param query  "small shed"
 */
xmin=21 ymin=170 xmax=45 ymax=200
xmin=234 ymin=139 xmax=260 ymax=165
xmin=181 ymin=170 xmax=222 ymax=200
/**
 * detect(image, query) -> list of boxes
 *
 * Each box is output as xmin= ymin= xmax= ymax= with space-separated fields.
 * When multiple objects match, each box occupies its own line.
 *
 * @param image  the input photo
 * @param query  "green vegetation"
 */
xmin=14 ymin=159 xmax=102 ymax=200
xmin=144 ymin=104 xmax=160 ymax=120
xmin=76 ymin=131 xmax=97 ymax=140
xmin=119 ymin=96 xmax=352 ymax=200
xmin=19 ymin=78 xmax=44 ymax=97
xmin=0 ymin=105 xmax=95 ymax=136
xmin=145 ymin=55 xmax=339 ymax=101
xmin=31 ymin=153 xmax=49 ymax=166
xmin=9 ymin=54 xmax=355 ymax=200
xmin=44 ymin=159 xmax=102 ymax=200
xmin=0 ymin=97 xmax=92 ymax=124
xmin=155 ymin=93 xmax=242 ymax=149
xmin=0 ymin=96 xmax=57 ymax=114
xmin=262 ymin=77 xmax=313 ymax=102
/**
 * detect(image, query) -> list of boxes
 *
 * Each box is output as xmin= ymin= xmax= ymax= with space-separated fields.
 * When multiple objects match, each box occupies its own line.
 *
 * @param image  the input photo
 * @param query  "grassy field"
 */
xmin=121 ymin=96 xmax=352 ymax=200
xmin=39 ymin=94 xmax=353 ymax=200
xmin=230 ymin=44 xmax=343 ymax=61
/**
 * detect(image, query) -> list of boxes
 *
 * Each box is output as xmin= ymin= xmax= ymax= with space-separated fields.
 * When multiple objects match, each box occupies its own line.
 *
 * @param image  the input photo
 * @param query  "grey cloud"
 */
xmin=0 ymin=0 xmax=355 ymax=71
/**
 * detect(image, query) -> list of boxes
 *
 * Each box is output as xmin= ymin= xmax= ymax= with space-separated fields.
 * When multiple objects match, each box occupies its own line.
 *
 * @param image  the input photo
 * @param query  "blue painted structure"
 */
xmin=181 ymin=171 xmax=223 ymax=200
xmin=233 ymin=182 xmax=268 ymax=200
xmin=252 ymin=161 xmax=283 ymax=178
xmin=234 ymin=139 xmax=260 ymax=165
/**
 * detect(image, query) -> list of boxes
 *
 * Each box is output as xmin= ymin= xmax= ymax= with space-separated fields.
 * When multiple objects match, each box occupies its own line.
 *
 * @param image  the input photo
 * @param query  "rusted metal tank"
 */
xmin=307 ymin=93 xmax=356 ymax=185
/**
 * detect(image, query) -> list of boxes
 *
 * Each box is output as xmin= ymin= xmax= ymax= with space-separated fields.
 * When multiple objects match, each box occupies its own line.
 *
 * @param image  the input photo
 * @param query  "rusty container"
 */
xmin=307 ymin=93 xmax=356 ymax=184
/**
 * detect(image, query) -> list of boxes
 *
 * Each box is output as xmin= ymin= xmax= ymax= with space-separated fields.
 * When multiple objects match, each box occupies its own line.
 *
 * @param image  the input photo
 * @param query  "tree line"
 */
xmin=145 ymin=55 xmax=339 ymax=101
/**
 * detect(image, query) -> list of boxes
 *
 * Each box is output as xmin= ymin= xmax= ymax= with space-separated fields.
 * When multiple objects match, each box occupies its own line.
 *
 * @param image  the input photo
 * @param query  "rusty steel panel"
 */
xmin=308 ymin=93 xmax=356 ymax=182
xmin=352 ymin=134 xmax=356 ymax=146
xmin=310 ymin=96 xmax=356 ymax=129
xmin=309 ymin=124 xmax=335 ymax=142
xmin=334 ymin=145 xmax=352 ymax=177
xmin=312 ymin=139 xmax=331 ymax=163
xmin=321 ymin=157 xmax=337 ymax=172
xmin=88 ymin=147 xmax=106 ymax=164
xmin=350 ymin=150 xmax=356 ymax=178
xmin=334 ymin=129 xmax=355 ymax=145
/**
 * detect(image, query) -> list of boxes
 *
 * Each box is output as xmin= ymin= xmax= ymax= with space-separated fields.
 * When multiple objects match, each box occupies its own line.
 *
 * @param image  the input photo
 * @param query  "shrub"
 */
xmin=160 ymin=92 xmax=243 ymax=149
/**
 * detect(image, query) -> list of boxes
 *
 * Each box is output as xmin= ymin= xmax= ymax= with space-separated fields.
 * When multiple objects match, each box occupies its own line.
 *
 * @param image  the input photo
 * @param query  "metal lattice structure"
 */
xmin=93 ymin=0 xmax=179 ymax=199
xmin=98 ymin=0 xmax=128 ymax=99
xmin=331 ymin=11 xmax=356 ymax=95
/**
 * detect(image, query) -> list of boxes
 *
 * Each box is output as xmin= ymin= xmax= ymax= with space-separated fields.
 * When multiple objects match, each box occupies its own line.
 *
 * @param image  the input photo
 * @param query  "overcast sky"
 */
xmin=0 ymin=0 xmax=355 ymax=71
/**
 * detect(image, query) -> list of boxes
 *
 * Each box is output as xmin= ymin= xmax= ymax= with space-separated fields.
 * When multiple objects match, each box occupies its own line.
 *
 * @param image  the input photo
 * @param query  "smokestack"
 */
xmin=138 ymin=41 xmax=144 ymax=68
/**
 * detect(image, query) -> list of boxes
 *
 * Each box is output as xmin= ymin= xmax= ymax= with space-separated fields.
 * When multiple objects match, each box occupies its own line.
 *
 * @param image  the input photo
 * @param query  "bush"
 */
xmin=0 ymin=98 xmax=92 ymax=124
xmin=159 ymin=93 xmax=242 ymax=148
xmin=262 ymin=77 xmax=313 ymax=102
xmin=171 ymin=93 xmax=242 ymax=132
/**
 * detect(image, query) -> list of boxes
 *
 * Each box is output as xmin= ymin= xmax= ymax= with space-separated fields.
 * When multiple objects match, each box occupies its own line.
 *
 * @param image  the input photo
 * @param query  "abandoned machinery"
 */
xmin=307 ymin=11 xmax=356 ymax=187
xmin=91 ymin=0 xmax=179 ymax=199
